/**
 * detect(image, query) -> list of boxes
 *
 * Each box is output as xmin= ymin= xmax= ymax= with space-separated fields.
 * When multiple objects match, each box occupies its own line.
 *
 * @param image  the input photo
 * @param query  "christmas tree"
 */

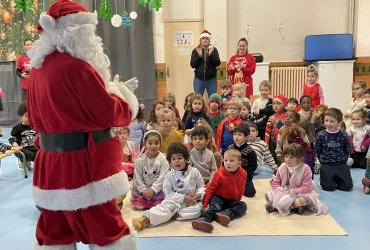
xmin=0 ymin=0 xmax=42 ymax=61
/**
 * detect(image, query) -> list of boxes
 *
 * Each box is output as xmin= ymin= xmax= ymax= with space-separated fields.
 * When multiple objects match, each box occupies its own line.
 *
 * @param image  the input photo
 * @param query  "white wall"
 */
xmin=163 ymin=0 xmax=203 ymax=20
xmin=354 ymin=0 xmax=370 ymax=56
xmin=227 ymin=0 xmax=351 ymax=61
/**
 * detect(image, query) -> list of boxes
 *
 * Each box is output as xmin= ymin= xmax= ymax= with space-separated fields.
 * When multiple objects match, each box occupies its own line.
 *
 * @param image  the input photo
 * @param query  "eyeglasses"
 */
xmin=352 ymin=87 xmax=363 ymax=91
xmin=116 ymin=132 xmax=129 ymax=137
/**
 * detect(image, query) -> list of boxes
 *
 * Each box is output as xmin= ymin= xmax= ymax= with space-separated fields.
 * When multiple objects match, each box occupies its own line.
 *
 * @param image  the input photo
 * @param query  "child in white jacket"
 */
xmin=132 ymin=143 xmax=205 ymax=231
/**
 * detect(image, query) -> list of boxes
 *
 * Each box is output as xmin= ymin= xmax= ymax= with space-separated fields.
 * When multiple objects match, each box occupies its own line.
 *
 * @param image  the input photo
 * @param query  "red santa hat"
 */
xmin=199 ymin=29 xmax=211 ymax=39
xmin=37 ymin=0 xmax=96 ymax=33
xmin=273 ymin=94 xmax=288 ymax=107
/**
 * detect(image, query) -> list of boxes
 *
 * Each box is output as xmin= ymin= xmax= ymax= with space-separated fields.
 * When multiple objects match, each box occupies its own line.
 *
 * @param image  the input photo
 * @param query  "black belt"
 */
xmin=39 ymin=128 xmax=115 ymax=152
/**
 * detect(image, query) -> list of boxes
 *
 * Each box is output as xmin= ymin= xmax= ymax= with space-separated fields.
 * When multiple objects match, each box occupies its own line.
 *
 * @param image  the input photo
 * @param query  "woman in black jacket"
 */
xmin=190 ymin=30 xmax=221 ymax=98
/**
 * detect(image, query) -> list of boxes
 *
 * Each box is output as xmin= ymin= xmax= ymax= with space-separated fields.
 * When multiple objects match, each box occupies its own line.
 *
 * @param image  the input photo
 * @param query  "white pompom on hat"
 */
xmin=199 ymin=29 xmax=211 ymax=39
xmin=36 ymin=0 xmax=95 ymax=33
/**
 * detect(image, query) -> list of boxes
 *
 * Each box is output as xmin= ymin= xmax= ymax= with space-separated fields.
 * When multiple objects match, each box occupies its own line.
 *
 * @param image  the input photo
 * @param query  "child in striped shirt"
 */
xmin=247 ymin=123 xmax=277 ymax=173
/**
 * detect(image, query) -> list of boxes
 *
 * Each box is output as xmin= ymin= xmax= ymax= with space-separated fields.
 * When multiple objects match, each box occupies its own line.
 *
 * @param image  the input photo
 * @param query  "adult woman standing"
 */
xmin=227 ymin=38 xmax=256 ymax=99
xmin=190 ymin=30 xmax=221 ymax=98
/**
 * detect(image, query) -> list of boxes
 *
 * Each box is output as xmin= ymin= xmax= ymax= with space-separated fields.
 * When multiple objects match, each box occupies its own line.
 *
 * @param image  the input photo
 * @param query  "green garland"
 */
xmin=14 ymin=0 xmax=33 ymax=13
xmin=138 ymin=0 xmax=163 ymax=11
xmin=97 ymin=0 xmax=113 ymax=21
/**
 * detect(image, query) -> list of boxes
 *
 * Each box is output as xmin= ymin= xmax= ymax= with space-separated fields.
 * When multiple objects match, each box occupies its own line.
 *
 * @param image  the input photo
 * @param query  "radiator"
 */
xmin=270 ymin=67 xmax=307 ymax=99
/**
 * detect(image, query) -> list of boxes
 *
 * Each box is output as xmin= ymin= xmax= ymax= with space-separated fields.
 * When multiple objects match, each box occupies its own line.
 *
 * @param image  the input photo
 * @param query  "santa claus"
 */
xmin=27 ymin=0 xmax=138 ymax=249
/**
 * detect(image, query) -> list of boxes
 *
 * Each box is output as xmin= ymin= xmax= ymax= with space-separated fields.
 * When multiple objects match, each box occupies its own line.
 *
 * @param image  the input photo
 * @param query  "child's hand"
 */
xmin=142 ymin=189 xmax=155 ymax=200
xmin=253 ymin=109 xmax=260 ymax=116
xmin=184 ymin=194 xmax=198 ymax=205
xmin=268 ymin=116 xmax=276 ymax=123
xmin=228 ymin=63 xmax=235 ymax=70
xmin=4 ymin=150 xmax=14 ymax=156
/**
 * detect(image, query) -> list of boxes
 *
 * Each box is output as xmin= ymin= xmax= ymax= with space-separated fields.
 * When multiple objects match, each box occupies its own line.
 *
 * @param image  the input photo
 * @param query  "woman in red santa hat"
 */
xmin=227 ymin=38 xmax=256 ymax=99
xmin=27 ymin=0 xmax=138 ymax=249
xmin=190 ymin=29 xmax=221 ymax=98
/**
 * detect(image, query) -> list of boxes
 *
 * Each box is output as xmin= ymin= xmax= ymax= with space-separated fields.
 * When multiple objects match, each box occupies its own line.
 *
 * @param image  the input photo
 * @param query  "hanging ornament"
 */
xmin=129 ymin=11 xmax=137 ymax=20
xmin=10 ymin=0 xmax=16 ymax=12
xmin=14 ymin=0 xmax=33 ymax=13
xmin=24 ymin=22 xmax=34 ymax=34
xmin=0 ymin=3 xmax=3 ymax=11
xmin=151 ymin=0 xmax=162 ymax=11
xmin=33 ymin=0 xmax=39 ymax=11
xmin=0 ymin=32 xmax=6 ymax=40
xmin=138 ymin=0 xmax=148 ymax=7
xmin=111 ymin=14 xmax=122 ymax=27
xmin=97 ymin=0 xmax=113 ymax=21
xmin=2 ymin=10 xmax=13 ymax=23
xmin=121 ymin=11 xmax=132 ymax=27
xmin=138 ymin=0 xmax=162 ymax=11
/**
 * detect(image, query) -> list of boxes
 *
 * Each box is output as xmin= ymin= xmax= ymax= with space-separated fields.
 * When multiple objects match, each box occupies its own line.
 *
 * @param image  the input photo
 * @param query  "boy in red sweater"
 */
xmin=191 ymin=149 xmax=247 ymax=233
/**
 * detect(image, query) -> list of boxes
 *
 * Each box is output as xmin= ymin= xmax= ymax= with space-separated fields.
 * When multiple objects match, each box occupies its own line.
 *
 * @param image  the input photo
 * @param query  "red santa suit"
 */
xmin=227 ymin=53 xmax=256 ymax=99
xmin=28 ymin=1 xmax=137 ymax=249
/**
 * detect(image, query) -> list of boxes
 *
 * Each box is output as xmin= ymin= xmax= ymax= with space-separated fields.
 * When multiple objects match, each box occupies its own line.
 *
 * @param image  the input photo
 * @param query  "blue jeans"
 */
xmin=193 ymin=77 xmax=217 ymax=98
xmin=201 ymin=195 xmax=247 ymax=221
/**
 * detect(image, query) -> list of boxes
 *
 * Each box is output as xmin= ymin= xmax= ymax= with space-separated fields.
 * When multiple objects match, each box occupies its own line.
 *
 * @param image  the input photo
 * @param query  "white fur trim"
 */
xmin=39 ymin=14 xmax=56 ymax=33
xmin=89 ymin=230 xmax=137 ymax=249
xmin=199 ymin=33 xmax=211 ymax=39
xmin=33 ymin=243 xmax=76 ymax=250
xmin=106 ymin=81 xmax=139 ymax=121
xmin=55 ymin=11 xmax=98 ymax=30
xmin=33 ymin=171 xmax=130 ymax=211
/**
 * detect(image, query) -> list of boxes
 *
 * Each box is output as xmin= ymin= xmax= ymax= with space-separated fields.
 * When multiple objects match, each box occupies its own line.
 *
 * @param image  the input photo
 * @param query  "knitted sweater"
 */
xmin=202 ymin=165 xmax=246 ymax=207
xmin=271 ymin=163 xmax=313 ymax=195
xmin=228 ymin=142 xmax=257 ymax=181
xmin=132 ymin=152 xmax=170 ymax=194
xmin=315 ymin=130 xmax=350 ymax=165
xmin=159 ymin=129 xmax=184 ymax=154
xmin=189 ymin=147 xmax=217 ymax=183
xmin=248 ymin=139 xmax=277 ymax=172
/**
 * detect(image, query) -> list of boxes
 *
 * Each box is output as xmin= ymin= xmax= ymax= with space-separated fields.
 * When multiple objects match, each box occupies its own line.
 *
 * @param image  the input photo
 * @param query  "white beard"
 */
xmin=29 ymin=22 xmax=111 ymax=86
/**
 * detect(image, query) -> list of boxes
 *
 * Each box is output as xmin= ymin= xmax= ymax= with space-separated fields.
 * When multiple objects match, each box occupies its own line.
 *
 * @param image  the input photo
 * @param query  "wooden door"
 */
xmin=164 ymin=21 xmax=203 ymax=115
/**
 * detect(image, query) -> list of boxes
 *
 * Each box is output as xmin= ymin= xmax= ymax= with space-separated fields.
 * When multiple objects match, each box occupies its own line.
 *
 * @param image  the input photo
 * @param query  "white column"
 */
xmin=315 ymin=60 xmax=355 ymax=112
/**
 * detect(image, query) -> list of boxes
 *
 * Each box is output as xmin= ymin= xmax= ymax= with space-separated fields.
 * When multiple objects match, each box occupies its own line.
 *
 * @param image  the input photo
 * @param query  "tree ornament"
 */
xmin=33 ymin=0 xmax=39 ymax=11
xmin=24 ymin=22 xmax=34 ymax=34
xmin=10 ymin=0 xmax=16 ymax=12
xmin=0 ymin=32 xmax=6 ymax=40
xmin=121 ymin=11 xmax=132 ymax=28
xmin=151 ymin=0 xmax=163 ymax=11
xmin=97 ymin=0 xmax=113 ymax=21
xmin=129 ymin=11 xmax=137 ymax=20
xmin=14 ymin=0 xmax=33 ymax=13
xmin=138 ymin=0 xmax=148 ymax=7
xmin=111 ymin=14 xmax=122 ymax=27
xmin=2 ymin=10 xmax=13 ymax=23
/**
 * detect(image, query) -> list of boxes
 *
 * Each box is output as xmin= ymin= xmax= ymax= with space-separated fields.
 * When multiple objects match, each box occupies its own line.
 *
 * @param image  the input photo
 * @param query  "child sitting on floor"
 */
xmin=132 ymin=143 xmax=205 ymax=231
xmin=131 ymin=130 xmax=170 ymax=210
xmin=191 ymin=149 xmax=247 ymax=233
xmin=265 ymin=143 xmax=328 ymax=216
xmin=114 ymin=126 xmax=136 ymax=180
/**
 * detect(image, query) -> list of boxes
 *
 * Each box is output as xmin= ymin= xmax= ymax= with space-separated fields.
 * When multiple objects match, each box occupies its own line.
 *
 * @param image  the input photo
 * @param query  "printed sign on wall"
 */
xmin=173 ymin=31 xmax=193 ymax=46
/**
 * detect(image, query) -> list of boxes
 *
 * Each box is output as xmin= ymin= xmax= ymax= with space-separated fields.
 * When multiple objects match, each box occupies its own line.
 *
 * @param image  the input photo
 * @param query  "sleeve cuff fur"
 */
xmin=106 ymin=81 xmax=139 ymax=121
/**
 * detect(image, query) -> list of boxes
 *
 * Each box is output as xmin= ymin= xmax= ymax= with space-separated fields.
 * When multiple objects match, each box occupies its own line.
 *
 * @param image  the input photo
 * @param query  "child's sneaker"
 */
xmin=214 ymin=212 xmax=230 ymax=227
xmin=191 ymin=217 xmax=213 ymax=233
xmin=296 ymin=206 xmax=305 ymax=215
xmin=265 ymin=202 xmax=274 ymax=213
xmin=132 ymin=216 xmax=150 ymax=231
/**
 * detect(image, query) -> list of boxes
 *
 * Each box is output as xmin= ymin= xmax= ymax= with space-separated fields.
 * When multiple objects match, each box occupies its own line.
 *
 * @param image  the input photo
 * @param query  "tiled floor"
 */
xmin=0 ymin=128 xmax=368 ymax=250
